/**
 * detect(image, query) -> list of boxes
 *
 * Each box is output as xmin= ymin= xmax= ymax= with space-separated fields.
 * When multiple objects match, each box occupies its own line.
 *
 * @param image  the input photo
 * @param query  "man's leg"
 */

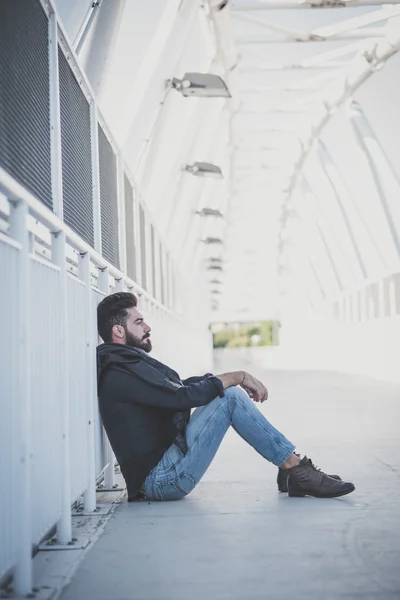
xmin=144 ymin=386 xmax=295 ymax=501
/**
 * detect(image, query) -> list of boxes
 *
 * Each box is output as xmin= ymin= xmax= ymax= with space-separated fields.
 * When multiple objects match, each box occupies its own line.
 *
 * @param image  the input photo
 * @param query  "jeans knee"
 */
xmin=223 ymin=386 xmax=249 ymax=407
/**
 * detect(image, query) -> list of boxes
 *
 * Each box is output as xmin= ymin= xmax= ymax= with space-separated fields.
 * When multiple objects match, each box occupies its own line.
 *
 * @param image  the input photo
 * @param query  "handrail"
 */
xmin=0 ymin=167 xmax=173 ymax=316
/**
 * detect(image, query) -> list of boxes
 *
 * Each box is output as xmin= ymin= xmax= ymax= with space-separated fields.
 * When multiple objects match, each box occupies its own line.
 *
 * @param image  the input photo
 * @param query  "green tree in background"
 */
xmin=212 ymin=321 xmax=276 ymax=348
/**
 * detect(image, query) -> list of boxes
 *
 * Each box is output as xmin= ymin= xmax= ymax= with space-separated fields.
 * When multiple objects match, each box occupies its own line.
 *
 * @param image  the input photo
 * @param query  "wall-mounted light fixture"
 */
xmin=168 ymin=73 xmax=231 ymax=98
xmin=185 ymin=162 xmax=223 ymax=178
xmin=207 ymin=257 xmax=223 ymax=271
xmin=202 ymin=237 xmax=224 ymax=245
xmin=215 ymin=0 xmax=229 ymax=10
xmin=196 ymin=208 xmax=224 ymax=217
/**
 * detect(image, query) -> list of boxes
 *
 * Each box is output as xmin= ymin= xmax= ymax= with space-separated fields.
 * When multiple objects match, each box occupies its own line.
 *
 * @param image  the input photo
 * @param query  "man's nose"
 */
xmin=144 ymin=324 xmax=151 ymax=334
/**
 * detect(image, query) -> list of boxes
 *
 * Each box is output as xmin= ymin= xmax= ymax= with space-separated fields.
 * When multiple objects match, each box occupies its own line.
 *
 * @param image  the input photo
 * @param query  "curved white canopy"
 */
xmin=213 ymin=0 xmax=400 ymax=321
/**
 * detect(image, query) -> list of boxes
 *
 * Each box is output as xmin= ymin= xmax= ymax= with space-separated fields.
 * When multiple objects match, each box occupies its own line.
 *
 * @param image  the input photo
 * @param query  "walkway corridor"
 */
xmin=59 ymin=362 xmax=400 ymax=600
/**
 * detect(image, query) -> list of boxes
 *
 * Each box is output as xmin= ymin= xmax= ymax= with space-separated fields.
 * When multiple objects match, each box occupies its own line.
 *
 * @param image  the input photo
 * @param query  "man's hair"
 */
xmin=97 ymin=292 xmax=138 ymax=343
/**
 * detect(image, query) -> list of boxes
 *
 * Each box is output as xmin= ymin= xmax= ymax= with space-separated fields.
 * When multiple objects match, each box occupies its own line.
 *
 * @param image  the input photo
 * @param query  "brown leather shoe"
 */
xmin=286 ymin=456 xmax=355 ymax=498
xmin=277 ymin=457 xmax=341 ymax=492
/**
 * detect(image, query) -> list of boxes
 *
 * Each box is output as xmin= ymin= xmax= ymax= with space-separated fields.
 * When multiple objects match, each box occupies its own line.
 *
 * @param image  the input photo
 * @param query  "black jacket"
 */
xmin=97 ymin=343 xmax=224 ymax=500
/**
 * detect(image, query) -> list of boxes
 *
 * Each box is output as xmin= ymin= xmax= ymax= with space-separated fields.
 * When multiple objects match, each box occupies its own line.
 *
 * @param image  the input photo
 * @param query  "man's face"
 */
xmin=112 ymin=307 xmax=152 ymax=352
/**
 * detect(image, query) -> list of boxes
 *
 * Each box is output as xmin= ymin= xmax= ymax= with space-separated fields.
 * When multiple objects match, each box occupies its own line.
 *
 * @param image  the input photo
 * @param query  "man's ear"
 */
xmin=112 ymin=324 xmax=125 ymax=339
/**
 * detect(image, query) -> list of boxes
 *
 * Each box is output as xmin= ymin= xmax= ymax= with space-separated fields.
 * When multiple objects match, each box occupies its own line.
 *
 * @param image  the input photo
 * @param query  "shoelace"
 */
xmin=308 ymin=458 xmax=322 ymax=472
xmin=306 ymin=457 xmax=326 ymax=480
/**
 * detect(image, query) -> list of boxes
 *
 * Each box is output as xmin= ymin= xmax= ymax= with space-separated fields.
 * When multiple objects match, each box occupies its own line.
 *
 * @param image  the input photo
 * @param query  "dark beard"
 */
xmin=124 ymin=329 xmax=152 ymax=353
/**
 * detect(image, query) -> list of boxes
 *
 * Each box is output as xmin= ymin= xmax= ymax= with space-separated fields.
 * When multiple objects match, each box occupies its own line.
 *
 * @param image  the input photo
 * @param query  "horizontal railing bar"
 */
xmin=0 ymin=230 xmax=21 ymax=251
xmin=0 ymin=167 xmax=177 ymax=316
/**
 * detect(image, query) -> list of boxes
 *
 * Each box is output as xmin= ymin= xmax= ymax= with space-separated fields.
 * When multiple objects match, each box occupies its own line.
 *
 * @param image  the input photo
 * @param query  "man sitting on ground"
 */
xmin=96 ymin=292 xmax=355 ymax=502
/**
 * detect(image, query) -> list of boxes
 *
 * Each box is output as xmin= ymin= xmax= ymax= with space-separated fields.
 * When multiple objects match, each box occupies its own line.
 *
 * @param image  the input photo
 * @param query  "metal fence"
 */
xmin=0 ymin=165 xmax=214 ymax=594
xmin=0 ymin=0 xmax=214 ymax=594
xmin=0 ymin=0 xmax=175 ymax=308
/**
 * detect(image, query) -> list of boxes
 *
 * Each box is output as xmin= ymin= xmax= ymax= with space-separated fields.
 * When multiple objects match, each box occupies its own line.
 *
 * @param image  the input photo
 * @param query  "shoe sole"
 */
xmin=288 ymin=485 xmax=355 ymax=498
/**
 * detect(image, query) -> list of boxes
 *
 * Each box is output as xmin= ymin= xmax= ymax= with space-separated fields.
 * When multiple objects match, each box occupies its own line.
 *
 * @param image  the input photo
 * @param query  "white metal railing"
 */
xmin=0 ymin=2 xmax=214 ymax=592
xmin=279 ymin=265 xmax=400 ymax=380
xmin=0 ymin=168 xmax=213 ymax=594
xmin=46 ymin=0 xmax=178 ymax=309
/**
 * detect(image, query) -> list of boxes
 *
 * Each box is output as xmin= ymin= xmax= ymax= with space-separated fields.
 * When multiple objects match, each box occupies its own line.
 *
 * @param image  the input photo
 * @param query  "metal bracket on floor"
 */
xmin=71 ymin=503 xmax=112 ymax=517
xmin=38 ymin=536 xmax=90 ymax=551
xmin=96 ymin=484 xmax=125 ymax=492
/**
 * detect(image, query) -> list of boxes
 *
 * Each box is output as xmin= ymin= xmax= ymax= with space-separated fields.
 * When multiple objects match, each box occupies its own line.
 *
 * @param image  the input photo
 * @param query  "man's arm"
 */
xmin=182 ymin=374 xmax=213 ymax=386
xmin=101 ymin=365 xmax=267 ymax=410
xmin=216 ymin=371 xmax=268 ymax=403
xmin=215 ymin=371 xmax=244 ymax=389
xmin=103 ymin=367 xmax=225 ymax=410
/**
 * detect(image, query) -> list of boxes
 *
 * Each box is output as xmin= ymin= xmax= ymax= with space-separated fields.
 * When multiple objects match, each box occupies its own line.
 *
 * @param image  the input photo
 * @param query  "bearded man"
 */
xmin=96 ymin=292 xmax=355 ymax=502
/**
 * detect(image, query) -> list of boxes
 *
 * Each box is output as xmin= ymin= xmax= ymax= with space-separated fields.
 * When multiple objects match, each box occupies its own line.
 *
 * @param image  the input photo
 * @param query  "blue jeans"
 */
xmin=143 ymin=386 xmax=296 ymax=501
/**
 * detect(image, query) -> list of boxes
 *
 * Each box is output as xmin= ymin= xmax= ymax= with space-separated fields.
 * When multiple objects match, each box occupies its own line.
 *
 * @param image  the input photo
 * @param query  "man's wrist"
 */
xmin=216 ymin=371 xmax=246 ymax=390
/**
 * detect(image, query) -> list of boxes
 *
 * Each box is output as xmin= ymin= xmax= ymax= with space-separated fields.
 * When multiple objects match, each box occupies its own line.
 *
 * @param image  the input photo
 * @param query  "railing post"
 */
xmin=49 ymin=7 xmax=73 ymax=544
xmin=52 ymin=231 xmax=72 ymax=544
xmin=98 ymin=267 xmax=115 ymax=489
xmin=9 ymin=200 xmax=32 ymax=595
xmin=79 ymin=252 xmax=97 ymax=512
xmin=114 ymin=278 xmax=125 ymax=292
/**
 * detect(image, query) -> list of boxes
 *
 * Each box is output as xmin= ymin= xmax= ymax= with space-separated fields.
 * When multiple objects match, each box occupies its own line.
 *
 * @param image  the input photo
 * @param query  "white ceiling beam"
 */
xmin=239 ymin=40 xmax=370 ymax=70
xmin=242 ymin=85 xmax=326 ymax=91
xmin=235 ymin=126 xmax=300 ymax=133
xmin=233 ymin=11 xmax=315 ymax=41
xmin=241 ymin=39 xmax=368 ymax=61
xmin=239 ymin=62 xmax=347 ymax=70
xmin=239 ymin=106 xmax=315 ymax=113
xmin=300 ymin=39 xmax=376 ymax=64
xmin=240 ymin=70 xmax=338 ymax=91
xmin=231 ymin=1 xmax=400 ymax=11
xmin=276 ymin=29 xmax=400 ymax=272
xmin=234 ymin=7 xmax=400 ymax=42
xmin=313 ymin=6 xmax=400 ymax=37
xmin=236 ymin=30 xmax=386 ymax=43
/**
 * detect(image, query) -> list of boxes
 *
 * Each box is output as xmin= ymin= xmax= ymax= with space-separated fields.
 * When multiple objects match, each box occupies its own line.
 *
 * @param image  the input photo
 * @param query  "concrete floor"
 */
xmin=59 ymin=365 xmax=400 ymax=600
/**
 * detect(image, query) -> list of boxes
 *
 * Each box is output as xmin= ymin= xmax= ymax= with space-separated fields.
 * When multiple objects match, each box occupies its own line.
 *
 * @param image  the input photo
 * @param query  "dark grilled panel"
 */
xmin=98 ymin=125 xmax=119 ymax=268
xmin=0 ymin=0 xmax=52 ymax=208
xmin=124 ymin=174 xmax=137 ymax=282
xmin=58 ymin=48 xmax=94 ymax=246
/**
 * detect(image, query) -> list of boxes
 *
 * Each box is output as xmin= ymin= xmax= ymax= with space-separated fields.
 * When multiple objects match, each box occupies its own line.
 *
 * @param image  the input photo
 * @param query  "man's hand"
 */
xmin=241 ymin=371 xmax=268 ymax=403
xmin=215 ymin=371 xmax=268 ymax=403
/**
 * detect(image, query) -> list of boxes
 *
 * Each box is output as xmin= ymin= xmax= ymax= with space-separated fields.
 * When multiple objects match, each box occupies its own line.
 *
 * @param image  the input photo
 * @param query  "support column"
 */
xmin=79 ymin=252 xmax=97 ymax=512
xmin=49 ymin=9 xmax=73 ymax=544
xmin=9 ymin=200 xmax=32 ymax=595
xmin=298 ymin=180 xmax=344 ymax=292
xmin=98 ymin=267 xmax=115 ymax=490
xmin=347 ymin=100 xmax=400 ymax=260
xmin=317 ymin=141 xmax=368 ymax=279
xmin=52 ymin=231 xmax=72 ymax=544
